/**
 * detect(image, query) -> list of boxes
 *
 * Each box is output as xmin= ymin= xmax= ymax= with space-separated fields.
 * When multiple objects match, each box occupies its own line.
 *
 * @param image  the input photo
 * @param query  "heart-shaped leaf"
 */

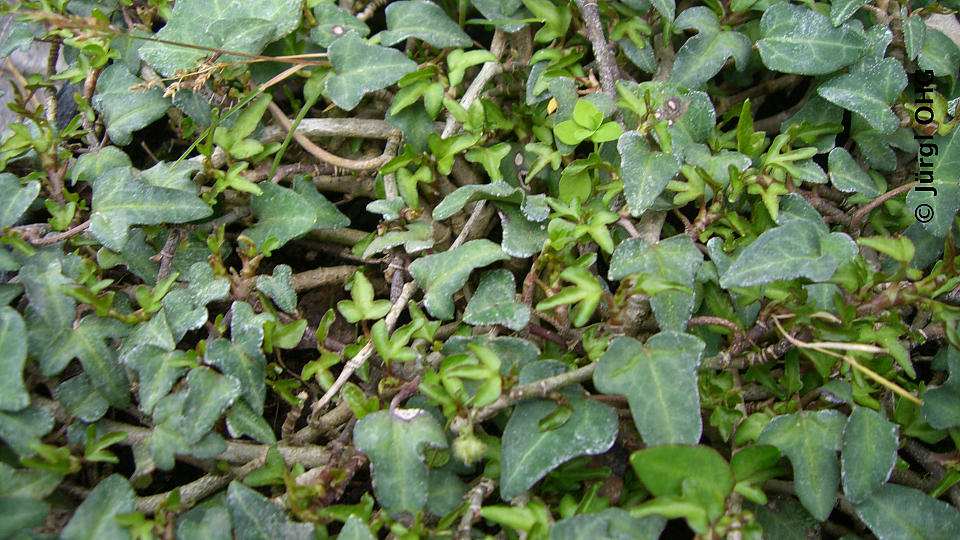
xmin=551 ymin=508 xmax=665 ymax=540
xmin=409 ymin=239 xmax=509 ymax=319
xmin=353 ymin=409 xmax=448 ymax=516
xmin=181 ymin=367 xmax=241 ymax=444
xmin=242 ymin=181 xmax=348 ymax=249
xmin=501 ymin=361 xmax=618 ymax=500
xmin=324 ymin=32 xmax=418 ymax=111
xmin=464 ymin=269 xmax=530 ymax=331
xmin=618 ymin=132 xmax=681 ymax=217
xmin=594 ymin=333 xmax=706 ymax=446
xmin=122 ymin=345 xmax=188 ymax=415
xmin=92 ymin=64 xmax=171 ymax=146
xmin=255 ymin=264 xmax=297 ymax=313
xmin=757 ymin=410 xmax=846 ymax=520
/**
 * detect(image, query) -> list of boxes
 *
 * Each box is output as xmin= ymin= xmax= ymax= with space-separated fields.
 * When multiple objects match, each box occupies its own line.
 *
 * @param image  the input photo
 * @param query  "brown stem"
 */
xmin=849 ymin=181 xmax=918 ymax=235
xmin=474 ymin=362 xmax=598 ymax=422
xmin=574 ymin=0 xmax=618 ymax=98
xmin=29 ymin=219 xmax=90 ymax=245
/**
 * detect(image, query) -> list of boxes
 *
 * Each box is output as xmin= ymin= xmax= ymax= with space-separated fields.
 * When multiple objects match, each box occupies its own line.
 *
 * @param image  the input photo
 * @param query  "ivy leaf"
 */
xmin=181 ymin=367 xmax=242 ymax=445
xmin=651 ymin=0 xmax=675 ymax=22
xmin=756 ymin=2 xmax=868 ymax=75
xmin=242 ymin=182 xmax=347 ymax=250
xmin=827 ymin=147 xmax=882 ymax=197
xmin=255 ymin=264 xmax=297 ymax=313
xmin=0 ymin=406 xmax=54 ymax=456
xmin=535 ymin=267 xmax=603 ymax=327
xmin=816 ymin=58 xmax=906 ymax=135
xmin=464 ymin=269 xmax=530 ymax=331
xmin=501 ymin=361 xmax=618 ymax=501
xmin=0 ymin=496 xmax=49 ymax=537
xmin=184 ymin=261 xmax=231 ymax=307
xmin=150 ymin=392 xmax=227 ymax=470
xmin=630 ymin=445 xmax=734 ymax=523
xmin=906 ymin=127 xmax=960 ymax=238
xmin=227 ymin=481 xmax=315 ymax=540
xmin=21 ymin=261 xmax=75 ymax=375
xmin=92 ymin=64 xmax=171 ymax=146
xmin=841 ymin=407 xmax=898 ymax=503
xmin=337 ymin=271 xmax=392 ymax=323
xmin=757 ymin=410 xmax=846 ymax=521
xmin=379 ymin=0 xmax=472 ymax=48
xmin=594 ymin=333 xmax=706 ymax=446
xmin=409 ymin=239 xmax=509 ymax=320
xmin=226 ymin=401 xmax=277 ymax=444
xmin=353 ymin=409 xmax=448 ymax=516
xmin=175 ymin=496 xmax=232 ymax=540
xmin=122 ymin=345 xmax=188 ymax=415
xmin=919 ymin=28 xmax=960 ymax=79
xmin=719 ymin=220 xmax=856 ymax=288
xmin=362 ymin=221 xmax=435 ymax=259
xmin=618 ymin=132 xmax=681 ymax=217
xmin=433 ymin=181 xmax=526 ymax=221
xmin=0 ymin=173 xmax=39 ymax=228
xmin=138 ymin=0 xmax=301 ymax=77
xmin=608 ymin=235 xmax=702 ymax=332
xmin=61 ymin=474 xmax=134 ymax=540
xmin=903 ymin=14 xmax=925 ymax=62
xmin=0 ymin=307 xmax=28 ymax=412
xmin=310 ymin=2 xmax=369 ymax=48
xmin=70 ymin=316 xmax=131 ymax=408
xmin=921 ymin=348 xmax=960 ymax=429
xmin=54 ymin=374 xmax=108 ymax=423
xmin=89 ymin=166 xmax=212 ymax=251
xmin=830 ymin=0 xmax=868 ymax=26
xmin=325 ymin=31 xmax=417 ymax=111
xmin=670 ymin=9 xmax=751 ymax=89
xmin=853 ymin=483 xmax=960 ymax=539
xmin=498 ymin=202 xmax=549 ymax=259
xmin=552 ymin=508 xmax=665 ymax=540
xmin=205 ymin=337 xmax=266 ymax=415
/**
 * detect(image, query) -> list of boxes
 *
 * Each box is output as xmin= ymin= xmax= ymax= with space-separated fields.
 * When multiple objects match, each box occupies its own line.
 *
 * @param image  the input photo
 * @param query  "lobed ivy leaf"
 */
xmin=353 ymin=409 xmax=448 ymax=516
xmin=594 ymin=333 xmax=706 ymax=446
xmin=841 ymin=406 xmax=898 ymax=503
xmin=242 ymin=181 xmax=348 ymax=250
xmin=92 ymin=64 xmax=171 ymax=146
xmin=501 ymin=361 xmax=618 ymax=501
xmin=758 ymin=410 xmax=846 ymax=521
xmin=0 ymin=307 xmax=28 ymax=412
xmin=325 ymin=31 xmax=418 ymax=111
xmin=409 ymin=239 xmax=509 ymax=320
xmin=670 ymin=8 xmax=750 ymax=89
xmin=310 ymin=2 xmax=369 ymax=48
xmin=255 ymin=264 xmax=297 ymax=313
xmin=918 ymin=28 xmax=960 ymax=79
xmin=89 ymin=166 xmax=212 ymax=251
xmin=618 ymin=132 xmax=681 ymax=217
xmin=206 ymin=323 xmax=267 ymax=414
xmin=338 ymin=271 xmax=392 ymax=323
xmin=122 ymin=345 xmax=188 ymax=415
xmin=54 ymin=374 xmax=108 ymax=423
xmin=719 ymin=219 xmax=856 ymax=288
xmin=756 ymin=2 xmax=868 ymax=76
xmin=227 ymin=400 xmax=277 ymax=444
xmin=340 ymin=515 xmax=377 ymax=540
xmin=362 ymin=221 xmax=435 ymax=259
xmin=227 ymin=481 xmax=315 ymax=540
xmin=464 ymin=269 xmax=530 ymax=331
xmin=816 ymin=58 xmax=906 ymax=135
xmin=69 ymin=316 xmax=131 ymax=408
xmin=181 ymin=367 xmax=242 ymax=444
xmin=138 ymin=0 xmax=300 ymax=77
xmin=379 ymin=0 xmax=472 ymax=48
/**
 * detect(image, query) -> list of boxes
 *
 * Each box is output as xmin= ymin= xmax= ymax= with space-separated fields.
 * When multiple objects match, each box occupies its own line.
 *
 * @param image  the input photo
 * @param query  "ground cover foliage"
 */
xmin=1 ymin=0 xmax=960 ymax=538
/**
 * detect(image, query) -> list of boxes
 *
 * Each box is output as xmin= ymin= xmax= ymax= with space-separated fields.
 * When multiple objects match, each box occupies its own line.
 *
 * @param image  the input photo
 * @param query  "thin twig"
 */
xmin=849 ymin=181 xmax=918 ymax=234
xmin=155 ymin=228 xmax=181 ymax=282
xmin=28 ymin=219 xmax=90 ymax=245
xmin=456 ymin=478 xmax=496 ymax=540
xmin=267 ymin=102 xmax=394 ymax=171
xmin=291 ymin=265 xmax=358 ymax=292
xmin=474 ymin=362 xmax=598 ymax=422
xmin=574 ymin=0 xmax=618 ymax=98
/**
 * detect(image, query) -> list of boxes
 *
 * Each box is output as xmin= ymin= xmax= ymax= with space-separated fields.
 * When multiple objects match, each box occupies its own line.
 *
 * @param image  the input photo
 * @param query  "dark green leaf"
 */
xmin=324 ymin=32 xmax=418 ymax=111
xmin=464 ymin=269 xmax=530 ymax=331
xmin=816 ymin=59 xmax=906 ymax=134
xmin=255 ymin=264 xmax=297 ymax=313
xmin=409 ymin=239 xmax=509 ymax=319
xmin=0 ymin=173 xmax=39 ymax=228
xmin=618 ymin=132 xmax=681 ymax=217
xmin=854 ymin=483 xmax=960 ymax=540
xmin=310 ymin=2 xmax=369 ymax=48
xmin=227 ymin=481 xmax=315 ymax=539
xmin=181 ymin=367 xmax=242 ymax=444
xmin=379 ymin=0 xmax=472 ymax=48
xmin=841 ymin=407 xmax=898 ymax=503
xmin=757 ymin=3 xmax=868 ymax=75
xmin=61 ymin=474 xmax=135 ymax=540
xmin=0 ymin=307 xmax=28 ymax=411
xmin=92 ymin=64 xmax=171 ymax=146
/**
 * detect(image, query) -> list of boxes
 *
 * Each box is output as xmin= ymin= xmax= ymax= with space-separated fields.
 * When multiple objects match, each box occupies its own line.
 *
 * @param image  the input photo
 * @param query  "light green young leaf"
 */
xmin=0 ymin=174 xmax=39 ymax=228
xmin=618 ymin=132 xmax=681 ymax=217
xmin=501 ymin=361 xmax=618 ymax=501
xmin=181 ymin=367 xmax=242 ymax=444
xmin=227 ymin=481 xmax=315 ymax=540
xmin=89 ymin=166 xmax=212 ymax=251
xmin=0 ymin=307 xmax=28 ymax=412
xmin=841 ymin=407 xmax=898 ymax=503
xmin=379 ymin=0 xmax=472 ymax=48
xmin=594 ymin=333 xmax=706 ymax=446
xmin=756 ymin=2 xmax=868 ymax=75
xmin=61 ymin=474 xmax=134 ymax=540
xmin=353 ymin=409 xmax=448 ymax=516
xmin=629 ymin=445 xmax=734 ymax=521
xmin=408 ymin=239 xmax=509 ymax=319
xmin=92 ymin=64 xmax=171 ymax=146
xmin=464 ymin=269 xmax=530 ymax=331
xmin=817 ymin=58 xmax=906 ymax=135
xmin=337 ymin=271 xmax=392 ymax=323
xmin=757 ymin=410 xmax=846 ymax=521
xmin=138 ymin=0 xmax=301 ymax=77
xmin=854 ymin=483 xmax=960 ymax=539
xmin=325 ymin=32 xmax=417 ymax=111
xmin=827 ymin=147 xmax=882 ymax=197
xmin=255 ymin=264 xmax=297 ymax=313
